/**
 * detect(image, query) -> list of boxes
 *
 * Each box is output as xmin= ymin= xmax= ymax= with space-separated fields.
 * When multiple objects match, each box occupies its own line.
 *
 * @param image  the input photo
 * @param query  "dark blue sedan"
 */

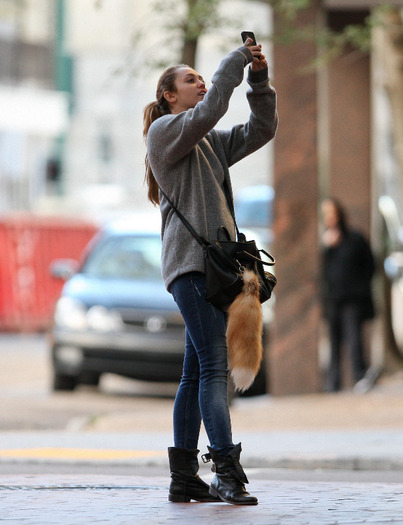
xmin=49 ymin=216 xmax=185 ymax=391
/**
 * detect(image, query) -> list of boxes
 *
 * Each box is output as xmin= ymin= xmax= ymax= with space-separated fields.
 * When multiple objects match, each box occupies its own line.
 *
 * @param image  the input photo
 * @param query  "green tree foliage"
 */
xmin=149 ymin=0 xmax=225 ymax=67
xmin=146 ymin=0 xmax=398 ymax=69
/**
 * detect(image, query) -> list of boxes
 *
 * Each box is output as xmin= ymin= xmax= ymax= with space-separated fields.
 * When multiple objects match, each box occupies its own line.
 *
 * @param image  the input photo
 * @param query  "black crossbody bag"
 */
xmin=160 ymin=184 xmax=277 ymax=311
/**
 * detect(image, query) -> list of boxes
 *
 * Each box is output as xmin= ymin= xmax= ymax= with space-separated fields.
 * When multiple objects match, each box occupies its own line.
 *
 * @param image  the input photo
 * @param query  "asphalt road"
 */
xmin=0 ymin=332 xmax=178 ymax=431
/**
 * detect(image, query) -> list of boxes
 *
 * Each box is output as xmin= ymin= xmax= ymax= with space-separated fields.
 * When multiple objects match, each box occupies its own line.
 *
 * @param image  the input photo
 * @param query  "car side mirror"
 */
xmin=50 ymin=259 xmax=79 ymax=281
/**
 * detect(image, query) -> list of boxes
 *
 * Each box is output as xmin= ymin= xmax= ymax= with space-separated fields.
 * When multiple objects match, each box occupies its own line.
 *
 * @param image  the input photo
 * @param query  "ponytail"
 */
xmin=143 ymin=65 xmax=188 ymax=206
xmin=143 ymin=101 xmax=164 ymax=205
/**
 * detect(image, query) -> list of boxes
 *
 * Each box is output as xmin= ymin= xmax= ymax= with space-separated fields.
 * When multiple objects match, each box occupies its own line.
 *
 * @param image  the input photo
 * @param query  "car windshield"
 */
xmin=235 ymin=186 xmax=274 ymax=229
xmin=235 ymin=199 xmax=272 ymax=228
xmin=82 ymin=234 xmax=162 ymax=280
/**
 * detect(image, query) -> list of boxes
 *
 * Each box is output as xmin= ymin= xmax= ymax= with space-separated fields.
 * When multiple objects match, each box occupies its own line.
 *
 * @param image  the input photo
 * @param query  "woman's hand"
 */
xmin=244 ymin=37 xmax=268 ymax=72
xmin=322 ymin=227 xmax=342 ymax=247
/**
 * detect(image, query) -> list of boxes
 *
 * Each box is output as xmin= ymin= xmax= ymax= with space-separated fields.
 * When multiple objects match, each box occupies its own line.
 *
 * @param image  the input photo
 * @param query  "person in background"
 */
xmin=143 ymin=37 xmax=277 ymax=505
xmin=320 ymin=197 xmax=376 ymax=393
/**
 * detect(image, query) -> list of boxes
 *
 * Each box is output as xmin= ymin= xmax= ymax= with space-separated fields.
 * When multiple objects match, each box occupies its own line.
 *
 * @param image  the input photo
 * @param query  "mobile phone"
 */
xmin=241 ymin=31 xmax=256 ymax=46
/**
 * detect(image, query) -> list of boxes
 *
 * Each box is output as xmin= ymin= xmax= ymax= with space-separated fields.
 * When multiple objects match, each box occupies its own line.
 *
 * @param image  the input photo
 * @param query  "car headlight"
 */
xmin=54 ymin=298 xmax=123 ymax=332
xmin=86 ymin=305 xmax=123 ymax=332
xmin=54 ymin=297 xmax=88 ymax=331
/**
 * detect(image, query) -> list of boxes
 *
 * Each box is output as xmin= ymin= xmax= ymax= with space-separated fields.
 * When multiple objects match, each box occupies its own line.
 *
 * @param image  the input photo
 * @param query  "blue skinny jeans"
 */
xmin=170 ymin=272 xmax=234 ymax=458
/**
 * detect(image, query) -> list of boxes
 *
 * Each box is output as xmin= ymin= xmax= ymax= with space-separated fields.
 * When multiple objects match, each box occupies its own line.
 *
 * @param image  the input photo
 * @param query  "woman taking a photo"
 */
xmin=143 ymin=36 xmax=278 ymax=505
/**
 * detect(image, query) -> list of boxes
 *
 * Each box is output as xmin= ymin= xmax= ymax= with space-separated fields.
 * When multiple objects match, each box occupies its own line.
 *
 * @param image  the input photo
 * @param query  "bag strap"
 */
xmin=240 ymin=248 xmax=275 ymax=266
xmin=158 ymin=187 xmax=208 ymax=248
xmin=222 ymin=178 xmax=242 ymax=240
xmin=158 ymin=183 xmax=274 ymax=267
xmin=158 ymin=171 xmax=242 ymax=243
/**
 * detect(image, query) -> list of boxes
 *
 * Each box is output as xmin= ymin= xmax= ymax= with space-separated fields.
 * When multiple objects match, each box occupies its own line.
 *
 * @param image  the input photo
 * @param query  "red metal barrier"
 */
xmin=0 ymin=215 xmax=98 ymax=332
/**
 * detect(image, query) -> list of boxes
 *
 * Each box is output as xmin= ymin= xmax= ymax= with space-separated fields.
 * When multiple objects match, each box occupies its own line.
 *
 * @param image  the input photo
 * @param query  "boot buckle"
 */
xmin=201 ymin=453 xmax=211 ymax=463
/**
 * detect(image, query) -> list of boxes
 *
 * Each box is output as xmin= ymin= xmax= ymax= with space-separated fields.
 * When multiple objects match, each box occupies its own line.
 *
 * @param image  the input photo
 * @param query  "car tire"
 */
xmin=53 ymin=373 xmax=77 ymax=391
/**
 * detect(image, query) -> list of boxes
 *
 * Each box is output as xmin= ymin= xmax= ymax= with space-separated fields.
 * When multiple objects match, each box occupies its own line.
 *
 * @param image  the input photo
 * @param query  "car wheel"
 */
xmin=53 ymin=373 xmax=77 ymax=391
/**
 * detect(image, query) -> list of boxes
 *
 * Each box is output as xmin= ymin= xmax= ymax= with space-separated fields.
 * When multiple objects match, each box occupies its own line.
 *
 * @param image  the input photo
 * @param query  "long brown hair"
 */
xmin=323 ymin=196 xmax=348 ymax=234
xmin=143 ymin=65 xmax=187 ymax=205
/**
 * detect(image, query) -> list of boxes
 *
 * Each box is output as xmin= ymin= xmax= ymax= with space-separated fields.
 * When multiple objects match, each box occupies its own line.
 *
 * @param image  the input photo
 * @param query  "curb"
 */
xmin=2 ymin=454 xmax=403 ymax=472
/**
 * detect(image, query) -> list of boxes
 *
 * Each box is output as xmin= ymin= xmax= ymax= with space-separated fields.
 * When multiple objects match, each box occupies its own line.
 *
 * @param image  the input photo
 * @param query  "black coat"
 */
xmin=322 ymin=229 xmax=375 ymax=321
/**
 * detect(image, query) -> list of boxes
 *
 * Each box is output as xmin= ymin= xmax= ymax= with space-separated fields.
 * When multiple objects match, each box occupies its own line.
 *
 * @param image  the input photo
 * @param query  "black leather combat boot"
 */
xmin=205 ymin=443 xmax=258 ymax=505
xmin=168 ymin=447 xmax=220 ymax=502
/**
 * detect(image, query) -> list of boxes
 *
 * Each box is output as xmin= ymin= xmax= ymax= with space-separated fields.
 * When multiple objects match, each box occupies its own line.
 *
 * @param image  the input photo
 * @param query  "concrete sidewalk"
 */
xmin=1 ymin=372 xmax=403 ymax=471
xmin=2 ymin=473 xmax=403 ymax=525
xmin=2 ymin=375 xmax=403 ymax=524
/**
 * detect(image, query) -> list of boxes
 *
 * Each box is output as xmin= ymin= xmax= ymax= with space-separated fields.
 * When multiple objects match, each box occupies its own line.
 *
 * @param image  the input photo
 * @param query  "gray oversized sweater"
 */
xmin=147 ymin=46 xmax=278 ymax=291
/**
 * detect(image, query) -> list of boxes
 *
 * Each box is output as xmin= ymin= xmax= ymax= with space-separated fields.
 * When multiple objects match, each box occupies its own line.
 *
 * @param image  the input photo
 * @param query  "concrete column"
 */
xmin=326 ymin=10 xmax=372 ymax=235
xmin=269 ymin=2 xmax=322 ymax=395
xmin=269 ymin=6 xmax=373 ymax=395
xmin=325 ymin=10 xmax=372 ymax=387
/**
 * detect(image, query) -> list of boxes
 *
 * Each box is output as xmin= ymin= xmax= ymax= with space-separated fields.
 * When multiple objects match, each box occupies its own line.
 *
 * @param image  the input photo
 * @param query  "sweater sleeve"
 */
xmin=147 ymin=47 xmax=252 ymax=167
xmin=213 ymin=67 xmax=278 ymax=167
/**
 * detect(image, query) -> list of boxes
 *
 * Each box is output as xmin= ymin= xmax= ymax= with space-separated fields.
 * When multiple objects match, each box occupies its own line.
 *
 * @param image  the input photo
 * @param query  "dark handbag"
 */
xmin=159 ymin=188 xmax=276 ymax=311
xmin=204 ymin=226 xmax=276 ymax=310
